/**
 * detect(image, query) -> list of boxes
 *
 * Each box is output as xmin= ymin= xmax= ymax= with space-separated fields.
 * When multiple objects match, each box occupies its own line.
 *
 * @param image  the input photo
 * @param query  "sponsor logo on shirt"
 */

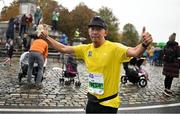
xmin=88 ymin=51 xmax=92 ymax=57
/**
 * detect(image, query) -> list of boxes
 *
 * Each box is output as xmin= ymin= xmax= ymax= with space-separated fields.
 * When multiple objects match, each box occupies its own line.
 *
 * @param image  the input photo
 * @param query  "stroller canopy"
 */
xmin=19 ymin=51 xmax=30 ymax=66
xmin=19 ymin=51 xmax=47 ymax=67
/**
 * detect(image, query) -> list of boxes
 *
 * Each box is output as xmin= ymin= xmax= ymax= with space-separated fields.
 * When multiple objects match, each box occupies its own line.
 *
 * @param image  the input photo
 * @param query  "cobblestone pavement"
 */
xmin=0 ymin=57 xmax=180 ymax=109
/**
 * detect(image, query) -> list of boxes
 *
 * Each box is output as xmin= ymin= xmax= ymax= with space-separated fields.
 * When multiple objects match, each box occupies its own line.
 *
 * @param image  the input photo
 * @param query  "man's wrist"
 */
xmin=142 ymin=42 xmax=148 ymax=49
xmin=46 ymin=35 xmax=49 ymax=39
xmin=46 ymin=35 xmax=51 ymax=40
xmin=43 ymin=35 xmax=49 ymax=42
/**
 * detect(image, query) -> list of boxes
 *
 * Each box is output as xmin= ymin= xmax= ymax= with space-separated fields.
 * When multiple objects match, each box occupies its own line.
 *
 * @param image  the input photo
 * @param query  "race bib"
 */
xmin=88 ymin=73 xmax=104 ymax=95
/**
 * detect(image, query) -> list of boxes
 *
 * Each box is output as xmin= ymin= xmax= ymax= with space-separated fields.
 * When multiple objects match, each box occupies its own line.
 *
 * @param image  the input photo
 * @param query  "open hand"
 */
xmin=39 ymin=30 xmax=48 ymax=40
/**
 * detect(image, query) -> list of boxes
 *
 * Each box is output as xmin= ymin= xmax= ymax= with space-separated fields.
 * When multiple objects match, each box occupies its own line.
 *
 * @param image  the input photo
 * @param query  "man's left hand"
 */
xmin=141 ymin=26 xmax=153 ymax=46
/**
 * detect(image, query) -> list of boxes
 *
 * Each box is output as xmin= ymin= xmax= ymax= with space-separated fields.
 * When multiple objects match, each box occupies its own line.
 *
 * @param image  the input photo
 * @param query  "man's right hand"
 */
xmin=40 ymin=30 xmax=48 ymax=40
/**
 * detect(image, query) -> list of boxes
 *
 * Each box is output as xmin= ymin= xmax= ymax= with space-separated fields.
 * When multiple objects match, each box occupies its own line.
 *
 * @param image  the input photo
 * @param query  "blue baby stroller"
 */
xmin=121 ymin=57 xmax=149 ymax=87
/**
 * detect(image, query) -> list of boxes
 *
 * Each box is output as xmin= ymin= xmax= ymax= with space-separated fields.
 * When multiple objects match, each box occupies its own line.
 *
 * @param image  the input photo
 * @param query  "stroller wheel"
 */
xmin=139 ymin=78 xmax=147 ymax=87
xmin=70 ymin=79 xmax=75 ymax=84
xmin=65 ymin=80 xmax=71 ymax=86
xmin=75 ymin=81 xmax=81 ymax=87
xmin=59 ymin=78 xmax=64 ymax=83
xmin=121 ymin=75 xmax=127 ymax=84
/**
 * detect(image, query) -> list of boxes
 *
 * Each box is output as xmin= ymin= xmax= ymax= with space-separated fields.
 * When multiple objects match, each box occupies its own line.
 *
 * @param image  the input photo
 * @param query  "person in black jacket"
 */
xmin=6 ymin=17 xmax=15 ymax=44
xmin=19 ymin=14 xmax=27 ymax=38
xmin=162 ymin=33 xmax=180 ymax=97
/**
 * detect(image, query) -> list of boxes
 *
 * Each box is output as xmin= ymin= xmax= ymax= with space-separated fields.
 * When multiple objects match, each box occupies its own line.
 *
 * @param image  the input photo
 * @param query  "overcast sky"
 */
xmin=0 ymin=0 xmax=179 ymax=43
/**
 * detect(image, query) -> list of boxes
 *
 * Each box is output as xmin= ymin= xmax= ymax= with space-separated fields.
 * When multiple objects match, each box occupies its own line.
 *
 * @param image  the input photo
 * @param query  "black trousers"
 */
xmin=86 ymin=100 xmax=118 ymax=113
xmin=164 ymin=76 xmax=173 ymax=90
xmin=52 ymin=20 xmax=58 ymax=31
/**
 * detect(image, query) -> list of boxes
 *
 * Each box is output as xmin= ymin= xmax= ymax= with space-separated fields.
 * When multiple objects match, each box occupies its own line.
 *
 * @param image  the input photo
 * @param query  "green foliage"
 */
xmin=98 ymin=7 xmax=120 ymax=42
xmin=1 ymin=0 xmax=144 ymax=46
xmin=70 ymin=2 xmax=95 ymax=43
xmin=0 ymin=1 xmax=19 ymax=21
xmin=121 ymin=23 xmax=140 ymax=47
xmin=58 ymin=7 xmax=71 ymax=38
xmin=42 ymin=0 xmax=59 ymax=25
xmin=154 ymin=42 xmax=166 ymax=48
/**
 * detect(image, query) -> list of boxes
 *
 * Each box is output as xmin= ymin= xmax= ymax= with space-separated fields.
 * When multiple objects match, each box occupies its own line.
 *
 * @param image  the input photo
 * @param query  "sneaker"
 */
xmin=165 ymin=89 xmax=175 ymax=95
xmin=163 ymin=90 xmax=172 ymax=97
xmin=165 ymin=89 xmax=172 ymax=93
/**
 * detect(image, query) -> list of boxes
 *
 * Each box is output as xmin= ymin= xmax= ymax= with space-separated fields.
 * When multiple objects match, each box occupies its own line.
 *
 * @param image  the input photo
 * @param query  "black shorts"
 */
xmin=86 ymin=100 xmax=118 ymax=113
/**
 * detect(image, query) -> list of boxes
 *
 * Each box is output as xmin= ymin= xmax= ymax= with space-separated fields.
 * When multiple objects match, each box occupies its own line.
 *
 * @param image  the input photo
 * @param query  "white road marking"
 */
xmin=118 ymin=103 xmax=180 ymax=110
xmin=0 ymin=103 xmax=180 ymax=112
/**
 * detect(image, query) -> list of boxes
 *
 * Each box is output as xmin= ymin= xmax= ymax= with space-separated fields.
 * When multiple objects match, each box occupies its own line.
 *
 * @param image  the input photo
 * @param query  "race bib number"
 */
xmin=88 ymin=73 xmax=104 ymax=95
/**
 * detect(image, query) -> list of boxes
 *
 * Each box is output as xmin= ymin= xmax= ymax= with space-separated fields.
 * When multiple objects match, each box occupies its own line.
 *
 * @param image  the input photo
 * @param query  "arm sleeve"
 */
xmin=72 ymin=45 xmax=87 ymax=60
xmin=115 ymin=43 xmax=131 ymax=63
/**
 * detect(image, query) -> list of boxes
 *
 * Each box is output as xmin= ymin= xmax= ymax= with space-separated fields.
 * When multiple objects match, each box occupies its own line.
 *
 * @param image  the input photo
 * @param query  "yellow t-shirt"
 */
xmin=72 ymin=40 xmax=130 ymax=108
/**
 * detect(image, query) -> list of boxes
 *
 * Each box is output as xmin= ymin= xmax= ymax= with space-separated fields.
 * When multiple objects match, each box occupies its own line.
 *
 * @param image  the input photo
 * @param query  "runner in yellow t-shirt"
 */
xmin=40 ymin=16 xmax=153 ymax=113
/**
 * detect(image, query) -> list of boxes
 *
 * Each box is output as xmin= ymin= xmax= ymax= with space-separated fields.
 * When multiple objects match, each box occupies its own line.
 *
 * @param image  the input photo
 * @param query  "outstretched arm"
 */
xmin=40 ymin=32 xmax=74 ymax=54
xmin=127 ymin=27 xmax=153 ymax=57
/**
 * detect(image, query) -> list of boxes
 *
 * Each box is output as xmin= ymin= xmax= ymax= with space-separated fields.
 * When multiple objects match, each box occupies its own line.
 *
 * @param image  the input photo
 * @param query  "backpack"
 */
xmin=163 ymin=46 xmax=176 ymax=63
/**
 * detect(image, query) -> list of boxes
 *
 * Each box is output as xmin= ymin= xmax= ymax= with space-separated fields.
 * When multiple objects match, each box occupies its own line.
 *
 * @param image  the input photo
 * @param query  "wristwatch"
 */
xmin=142 ymin=42 xmax=148 ymax=49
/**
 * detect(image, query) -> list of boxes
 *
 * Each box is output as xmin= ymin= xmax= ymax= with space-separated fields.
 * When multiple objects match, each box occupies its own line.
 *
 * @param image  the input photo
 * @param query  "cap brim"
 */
xmin=88 ymin=24 xmax=106 ymax=29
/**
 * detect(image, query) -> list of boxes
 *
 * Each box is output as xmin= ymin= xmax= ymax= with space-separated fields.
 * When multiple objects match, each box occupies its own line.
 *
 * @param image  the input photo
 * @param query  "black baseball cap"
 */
xmin=88 ymin=16 xmax=107 ymax=30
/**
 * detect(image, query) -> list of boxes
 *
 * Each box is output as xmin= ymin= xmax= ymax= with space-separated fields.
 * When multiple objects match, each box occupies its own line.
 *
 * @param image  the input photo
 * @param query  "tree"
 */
xmin=121 ymin=23 xmax=139 ymax=47
xmin=98 ymin=7 xmax=120 ymax=42
xmin=58 ymin=6 xmax=71 ymax=39
xmin=38 ymin=0 xmax=58 ymax=25
xmin=70 ymin=2 xmax=95 ymax=43
xmin=0 ymin=1 xmax=19 ymax=21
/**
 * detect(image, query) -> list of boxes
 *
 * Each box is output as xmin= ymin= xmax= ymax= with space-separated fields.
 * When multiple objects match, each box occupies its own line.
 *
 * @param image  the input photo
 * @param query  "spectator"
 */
xmin=34 ymin=6 xmax=42 ymax=27
xmin=26 ymin=14 xmax=33 ymax=32
xmin=162 ymin=33 xmax=180 ymax=97
xmin=59 ymin=33 xmax=68 ymax=45
xmin=22 ymin=32 xmax=32 ymax=51
xmin=19 ymin=14 xmax=27 ymax=38
xmin=148 ymin=46 xmax=155 ymax=65
xmin=6 ymin=17 xmax=15 ymax=44
xmin=51 ymin=8 xmax=60 ymax=32
xmin=74 ymin=28 xmax=80 ymax=38
xmin=14 ymin=16 xmax=20 ymax=32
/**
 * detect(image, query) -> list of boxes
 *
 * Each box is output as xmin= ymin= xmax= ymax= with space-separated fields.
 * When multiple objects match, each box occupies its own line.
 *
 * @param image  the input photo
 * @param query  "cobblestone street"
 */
xmin=0 ymin=57 xmax=180 ymax=109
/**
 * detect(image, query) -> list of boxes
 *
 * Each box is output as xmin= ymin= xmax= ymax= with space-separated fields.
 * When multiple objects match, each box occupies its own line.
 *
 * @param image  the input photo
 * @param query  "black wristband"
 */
xmin=142 ymin=43 xmax=148 ymax=49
